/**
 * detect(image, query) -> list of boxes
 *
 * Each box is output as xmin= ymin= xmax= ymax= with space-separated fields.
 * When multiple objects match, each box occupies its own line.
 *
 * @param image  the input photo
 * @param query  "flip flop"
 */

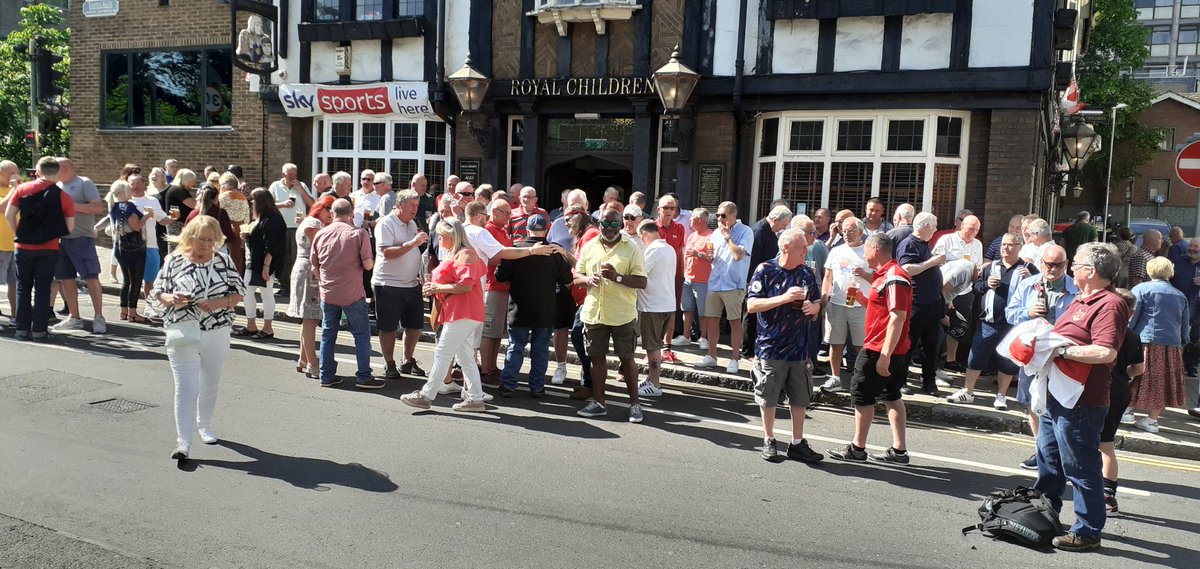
xmin=231 ymin=327 xmax=258 ymax=337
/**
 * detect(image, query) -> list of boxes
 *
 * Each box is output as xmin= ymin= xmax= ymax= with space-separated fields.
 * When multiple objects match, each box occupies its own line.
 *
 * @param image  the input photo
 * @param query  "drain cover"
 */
xmin=88 ymin=398 xmax=156 ymax=413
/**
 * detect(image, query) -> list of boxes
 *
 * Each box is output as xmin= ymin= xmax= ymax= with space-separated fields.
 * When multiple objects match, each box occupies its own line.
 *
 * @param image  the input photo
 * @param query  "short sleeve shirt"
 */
xmin=897 ymin=235 xmax=941 ymax=305
xmin=9 ymin=180 xmax=76 ymax=251
xmin=310 ymin=221 xmax=372 ymax=306
xmin=483 ymin=221 xmax=512 ymax=292
xmin=576 ymin=236 xmax=647 ymax=326
xmin=708 ymin=223 xmax=755 ymax=292
xmin=1052 ymin=288 xmax=1130 ymax=408
xmin=372 ymin=213 xmax=423 ymax=288
xmin=824 ymin=243 xmax=869 ymax=306
xmin=638 ymin=239 xmax=678 ymax=313
xmin=932 ymin=233 xmax=983 ymax=266
xmin=683 ymin=231 xmax=713 ymax=283
xmin=130 ymin=195 xmax=167 ymax=249
xmin=60 ymin=176 xmax=101 ymax=239
xmin=657 ymin=218 xmax=686 ymax=277
xmin=432 ymin=254 xmax=486 ymax=324
xmin=747 ymin=259 xmax=819 ymax=361
xmin=863 ymin=260 xmax=914 ymax=355
xmin=507 ymin=206 xmax=548 ymax=240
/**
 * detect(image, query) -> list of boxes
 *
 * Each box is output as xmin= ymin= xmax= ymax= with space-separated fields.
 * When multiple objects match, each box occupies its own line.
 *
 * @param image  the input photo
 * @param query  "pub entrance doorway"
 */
xmin=543 ymin=155 xmax=633 ymax=209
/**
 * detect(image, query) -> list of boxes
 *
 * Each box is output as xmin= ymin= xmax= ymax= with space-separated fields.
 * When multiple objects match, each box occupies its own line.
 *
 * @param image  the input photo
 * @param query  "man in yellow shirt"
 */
xmin=0 ymin=160 xmax=20 ymax=320
xmin=574 ymin=208 xmax=648 ymax=422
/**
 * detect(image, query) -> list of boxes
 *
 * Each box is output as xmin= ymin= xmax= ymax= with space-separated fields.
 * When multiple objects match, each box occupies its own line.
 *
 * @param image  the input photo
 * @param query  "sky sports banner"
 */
xmin=278 ymin=82 xmax=433 ymax=118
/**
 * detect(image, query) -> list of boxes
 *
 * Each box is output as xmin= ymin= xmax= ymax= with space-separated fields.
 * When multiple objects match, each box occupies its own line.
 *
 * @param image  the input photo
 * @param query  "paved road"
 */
xmin=1 ymin=306 xmax=1198 ymax=568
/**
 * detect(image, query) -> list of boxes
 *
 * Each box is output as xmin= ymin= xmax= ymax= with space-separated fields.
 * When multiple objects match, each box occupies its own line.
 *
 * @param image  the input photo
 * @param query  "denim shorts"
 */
xmin=55 ymin=237 xmax=101 ymax=280
xmin=682 ymin=280 xmax=708 ymax=318
xmin=143 ymin=248 xmax=161 ymax=282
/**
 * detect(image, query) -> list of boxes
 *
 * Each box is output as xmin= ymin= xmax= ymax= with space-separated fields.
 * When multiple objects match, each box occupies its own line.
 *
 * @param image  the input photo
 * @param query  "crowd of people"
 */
xmin=4 ymin=154 xmax=1200 ymax=552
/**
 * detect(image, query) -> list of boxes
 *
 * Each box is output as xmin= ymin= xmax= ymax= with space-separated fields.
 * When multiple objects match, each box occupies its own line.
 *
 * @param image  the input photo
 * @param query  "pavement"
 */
xmin=81 ymin=240 xmax=1200 ymax=463
xmin=2 ymin=306 xmax=1199 ymax=568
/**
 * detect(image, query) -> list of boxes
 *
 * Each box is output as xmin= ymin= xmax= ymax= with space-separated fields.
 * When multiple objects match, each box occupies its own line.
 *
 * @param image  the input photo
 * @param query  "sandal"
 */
xmin=250 ymin=330 xmax=274 ymax=340
xmin=305 ymin=366 xmax=319 ymax=379
xmin=231 ymin=327 xmax=258 ymax=337
xmin=129 ymin=315 xmax=151 ymax=324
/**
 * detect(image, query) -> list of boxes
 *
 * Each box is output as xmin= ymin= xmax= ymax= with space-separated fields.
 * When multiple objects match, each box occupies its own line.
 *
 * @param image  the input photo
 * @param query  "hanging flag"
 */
xmin=1061 ymin=79 xmax=1085 ymax=115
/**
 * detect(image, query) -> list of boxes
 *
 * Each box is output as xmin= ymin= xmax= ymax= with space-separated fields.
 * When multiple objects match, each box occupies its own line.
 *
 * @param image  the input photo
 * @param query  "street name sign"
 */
xmin=82 ymin=0 xmax=119 ymax=18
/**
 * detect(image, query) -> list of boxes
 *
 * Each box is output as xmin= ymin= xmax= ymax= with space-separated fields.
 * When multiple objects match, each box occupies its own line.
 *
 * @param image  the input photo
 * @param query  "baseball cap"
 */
xmin=526 ymin=214 xmax=548 ymax=232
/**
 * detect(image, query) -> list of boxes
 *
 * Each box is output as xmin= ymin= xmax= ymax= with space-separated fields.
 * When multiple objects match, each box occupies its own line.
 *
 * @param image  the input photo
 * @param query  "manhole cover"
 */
xmin=88 ymin=398 xmax=156 ymax=413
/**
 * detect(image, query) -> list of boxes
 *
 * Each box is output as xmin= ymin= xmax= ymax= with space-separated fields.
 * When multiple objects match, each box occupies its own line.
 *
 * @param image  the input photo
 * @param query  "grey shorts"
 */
xmin=482 ymin=290 xmax=509 ymax=339
xmin=0 ymin=251 xmax=15 ymax=284
xmin=753 ymin=359 xmax=813 ymax=408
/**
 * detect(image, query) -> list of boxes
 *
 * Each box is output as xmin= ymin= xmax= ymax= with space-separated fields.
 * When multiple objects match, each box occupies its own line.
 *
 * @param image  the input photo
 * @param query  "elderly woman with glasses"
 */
xmin=1128 ymin=256 xmax=1190 ymax=433
xmin=401 ymin=218 xmax=489 ymax=412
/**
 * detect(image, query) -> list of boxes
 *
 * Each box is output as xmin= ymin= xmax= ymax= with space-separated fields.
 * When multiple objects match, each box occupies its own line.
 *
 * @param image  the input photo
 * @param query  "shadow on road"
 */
xmin=178 ymin=440 xmax=399 ymax=493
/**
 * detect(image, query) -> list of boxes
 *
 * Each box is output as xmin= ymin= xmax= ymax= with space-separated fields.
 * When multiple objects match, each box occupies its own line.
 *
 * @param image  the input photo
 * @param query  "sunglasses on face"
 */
xmin=1043 ymin=261 xmax=1067 ymax=269
xmin=717 ymin=213 xmax=728 ymax=219
xmin=460 ymin=192 xmax=475 ymax=197
xmin=600 ymin=221 xmax=622 ymax=229
xmin=623 ymin=214 xmax=639 ymax=221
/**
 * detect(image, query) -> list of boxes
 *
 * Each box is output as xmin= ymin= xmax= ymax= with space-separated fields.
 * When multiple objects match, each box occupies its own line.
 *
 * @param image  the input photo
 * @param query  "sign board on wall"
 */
xmin=278 ymin=82 xmax=432 ymax=118
xmin=82 ymin=0 xmax=119 ymax=18
xmin=697 ymin=163 xmax=724 ymax=212
xmin=456 ymin=159 xmax=481 ymax=186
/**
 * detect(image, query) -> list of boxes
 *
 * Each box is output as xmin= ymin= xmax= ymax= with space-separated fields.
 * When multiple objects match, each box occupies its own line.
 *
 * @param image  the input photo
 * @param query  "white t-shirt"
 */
xmin=933 ymin=232 xmax=983 ymax=266
xmin=372 ymin=213 xmax=423 ymax=288
xmin=268 ymin=179 xmax=310 ymax=229
xmin=353 ymin=191 xmax=382 ymax=228
xmin=638 ymin=239 xmax=678 ymax=313
xmin=1019 ymin=241 xmax=1051 ymax=264
xmin=464 ymin=223 xmax=504 ymax=265
xmin=941 ymin=259 xmax=976 ymax=303
xmin=823 ymin=243 xmax=869 ymax=306
xmin=130 ymin=195 xmax=167 ymax=249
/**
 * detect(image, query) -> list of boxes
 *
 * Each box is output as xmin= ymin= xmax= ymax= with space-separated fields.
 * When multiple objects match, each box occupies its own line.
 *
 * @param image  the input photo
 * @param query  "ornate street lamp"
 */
xmin=1060 ymin=118 xmax=1100 ymax=197
xmin=652 ymin=45 xmax=700 ymax=114
xmin=447 ymin=53 xmax=490 ymax=113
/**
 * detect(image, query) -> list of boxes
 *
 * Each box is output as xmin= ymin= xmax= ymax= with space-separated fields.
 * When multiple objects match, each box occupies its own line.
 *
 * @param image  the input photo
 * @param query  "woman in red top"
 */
xmin=401 ymin=218 xmax=489 ymax=412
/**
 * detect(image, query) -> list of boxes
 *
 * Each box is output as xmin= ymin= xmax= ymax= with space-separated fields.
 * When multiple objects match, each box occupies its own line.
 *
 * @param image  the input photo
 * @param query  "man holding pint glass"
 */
xmin=819 ymin=216 xmax=871 ymax=392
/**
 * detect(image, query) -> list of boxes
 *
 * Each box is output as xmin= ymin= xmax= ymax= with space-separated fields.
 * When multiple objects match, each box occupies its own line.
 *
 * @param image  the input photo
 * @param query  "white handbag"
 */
xmin=163 ymin=319 xmax=202 ymax=349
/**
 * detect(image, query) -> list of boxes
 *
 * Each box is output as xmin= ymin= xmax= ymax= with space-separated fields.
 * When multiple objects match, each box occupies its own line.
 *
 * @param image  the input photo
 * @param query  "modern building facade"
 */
xmin=70 ymin=0 xmax=1095 ymax=242
xmin=1137 ymin=0 xmax=1200 ymax=93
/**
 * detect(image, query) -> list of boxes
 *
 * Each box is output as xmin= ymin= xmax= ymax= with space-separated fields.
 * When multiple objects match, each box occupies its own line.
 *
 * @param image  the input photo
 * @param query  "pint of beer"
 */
xmin=845 ymin=283 xmax=858 ymax=307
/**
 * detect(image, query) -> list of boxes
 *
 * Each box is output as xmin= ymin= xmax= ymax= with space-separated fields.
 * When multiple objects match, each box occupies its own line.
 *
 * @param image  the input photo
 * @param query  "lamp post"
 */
xmin=1101 ymin=103 xmax=1128 ymax=242
xmin=652 ymin=45 xmax=700 ymax=114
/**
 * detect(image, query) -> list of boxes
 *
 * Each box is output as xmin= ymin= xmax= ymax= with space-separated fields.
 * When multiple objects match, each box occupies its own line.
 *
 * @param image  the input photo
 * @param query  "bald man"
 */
xmin=410 ymin=174 xmax=435 ymax=222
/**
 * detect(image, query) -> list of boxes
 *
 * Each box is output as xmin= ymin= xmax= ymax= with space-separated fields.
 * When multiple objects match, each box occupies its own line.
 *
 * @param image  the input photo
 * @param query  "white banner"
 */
xmin=278 ymin=82 xmax=433 ymax=118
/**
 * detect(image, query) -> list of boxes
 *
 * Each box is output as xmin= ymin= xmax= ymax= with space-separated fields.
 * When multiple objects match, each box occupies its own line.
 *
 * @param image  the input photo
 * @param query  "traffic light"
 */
xmin=34 ymin=40 xmax=64 ymax=104
xmin=24 ymin=130 xmax=37 ymax=149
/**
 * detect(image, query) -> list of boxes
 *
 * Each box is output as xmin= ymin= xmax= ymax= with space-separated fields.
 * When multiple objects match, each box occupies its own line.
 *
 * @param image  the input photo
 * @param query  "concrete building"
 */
xmin=1136 ymin=0 xmax=1200 ymax=93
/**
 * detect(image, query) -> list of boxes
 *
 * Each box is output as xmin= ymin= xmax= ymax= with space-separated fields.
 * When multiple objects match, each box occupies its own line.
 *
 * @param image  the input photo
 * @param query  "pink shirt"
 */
xmin=433 ymin=252 xmax=486 ymax=324
xmin=310 ymin=220 xmax=373 ymax=306
xmin=683 ymin=230 xmax=713 ymax=283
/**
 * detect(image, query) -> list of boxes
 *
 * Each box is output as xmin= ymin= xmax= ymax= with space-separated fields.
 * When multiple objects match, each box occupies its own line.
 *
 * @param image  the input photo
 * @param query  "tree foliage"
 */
xmin=1075 ymin=0 xmax=1159 ymax=183
xmin=0 ymin=3 xmax=70 ymax=170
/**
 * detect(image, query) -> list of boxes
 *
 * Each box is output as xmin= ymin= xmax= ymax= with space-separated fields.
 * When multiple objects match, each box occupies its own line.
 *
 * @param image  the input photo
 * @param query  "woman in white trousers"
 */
xmin=151 ymin=216 xmax=245 ymax=460
xmin=401 ymin=218 xmax=488 ymax=412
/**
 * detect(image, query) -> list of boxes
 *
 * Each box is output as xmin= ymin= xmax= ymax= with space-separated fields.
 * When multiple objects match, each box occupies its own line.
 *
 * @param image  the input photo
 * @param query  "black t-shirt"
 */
xmin=165 ymin=184 xmax=194 ymax=221
xmin=1112 ymin=329 xmax=1143 ymax=391
xmin=897 ymin=234 xmax=941 ymax=305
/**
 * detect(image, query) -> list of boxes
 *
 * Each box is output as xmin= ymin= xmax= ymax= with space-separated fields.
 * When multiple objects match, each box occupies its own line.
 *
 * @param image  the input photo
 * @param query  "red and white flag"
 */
xmin=1061 ymin=79 xmax=1085 ymax=115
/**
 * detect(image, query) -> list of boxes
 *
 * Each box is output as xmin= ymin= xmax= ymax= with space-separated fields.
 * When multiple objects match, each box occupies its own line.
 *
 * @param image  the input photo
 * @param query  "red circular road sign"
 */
xmin=1176 ymin=140 xmax=1200 ymax=188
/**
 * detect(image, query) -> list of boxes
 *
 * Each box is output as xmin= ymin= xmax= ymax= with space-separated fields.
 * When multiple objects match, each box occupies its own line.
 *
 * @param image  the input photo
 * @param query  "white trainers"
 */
xmin=551 ymin=365 xmax=568 ymax=385
xmin=698 ymin=338 xmax=709 ymax=351
xmin=946 ymin=388 xmax=974 ymax=404
xmin=461 ymin=389 xmax=494 ymax=402
xmin=725 ymin=360 xmax=739 ymax=374
xmin=437 ymin=381 xmax=460 ymax=395
xmin=198 ymin=429 xmax=219 ymax=445
xmin=92 ymin=315 xmax=107 ymax=334
xmin=669 ymin=335 xmax=690 ymax=347
xmin=1120 ymin=408 xmax=1135 ymax=425
xmin=993 ymin=394 xmax=1008 ymax=411
xmin=935 ymin=377 xmax=952 ymax=388
xmin=695 ymin=355 xmax=718 ymax=368
xmin=1133 ymin=417 xmax=1160 ymax=433
xmin=638 ymin=381 xmax=663 ymax=397
xmin=820 ymin=377 xmax=843 ymax=392
xmin=52 ymin=316 xmax=85 ymax=331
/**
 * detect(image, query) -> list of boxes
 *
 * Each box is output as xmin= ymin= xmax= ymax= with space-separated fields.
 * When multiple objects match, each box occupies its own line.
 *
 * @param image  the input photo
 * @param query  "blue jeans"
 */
xmin=502 ymin=326 xmax=553 ymax=392
xmin=572 ymin=307 xmax=592 ymax=387
xmin=319 ymin=299 xmax=373 ymax=384
xmin=15 ymin=249 xmax=59 ymax=333
xmin=1034 ymin=396 xmax=1108 ymax=538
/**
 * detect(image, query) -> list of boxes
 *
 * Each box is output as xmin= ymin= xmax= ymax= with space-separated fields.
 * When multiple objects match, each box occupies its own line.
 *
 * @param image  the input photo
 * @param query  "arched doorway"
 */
xmin=543 ymin=155 xmax=634 ymax=209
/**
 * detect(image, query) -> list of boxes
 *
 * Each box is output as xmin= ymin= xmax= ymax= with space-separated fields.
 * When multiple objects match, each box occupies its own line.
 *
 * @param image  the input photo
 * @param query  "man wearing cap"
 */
xmin=496 ymin=214 xmax=574 ymax=397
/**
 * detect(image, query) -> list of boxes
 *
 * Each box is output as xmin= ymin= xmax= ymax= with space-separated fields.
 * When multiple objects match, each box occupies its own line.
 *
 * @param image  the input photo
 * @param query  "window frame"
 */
xmin=313 ymin=117 xmax=451 ymax=192
xmin=308 ymin=0 xmax=425 ymax=22
xmin=1148 ymin=178 xmax=1171 ymax=201
xmin=99 ymin=46 xmax=234 ymax=131
xmin=1159 ymin=128 xmax=1176 ymax=151
xmin=784 ymin=119 xmax=826 ymax=154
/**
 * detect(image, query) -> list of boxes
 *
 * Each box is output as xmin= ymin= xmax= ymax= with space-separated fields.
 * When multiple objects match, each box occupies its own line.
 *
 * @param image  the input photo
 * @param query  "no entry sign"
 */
xmin=1176 ymin=140 xmax=1200 ymax=188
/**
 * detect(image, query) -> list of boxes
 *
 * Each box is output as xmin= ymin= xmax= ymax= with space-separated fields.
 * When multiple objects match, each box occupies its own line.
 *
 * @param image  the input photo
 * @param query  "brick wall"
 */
xmin=492 ymin=0 xmax=521 ymax=79
xmin=70 ymin=0 xmax=269 ymax=187
xmin=981 ymin=109 xmax=1041 ymax=245
xmin=965 ymin=110 xmax=992 ymax=235
xmin=1129 ymin=97 xmax=1200 ymax=209
xmin=694 ymin=111 xmax=737 ymax=208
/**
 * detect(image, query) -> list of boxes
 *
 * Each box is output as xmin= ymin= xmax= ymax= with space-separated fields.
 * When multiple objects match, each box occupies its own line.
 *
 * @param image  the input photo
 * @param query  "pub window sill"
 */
xmin=97 ymin=127 xmax=235 ymax=134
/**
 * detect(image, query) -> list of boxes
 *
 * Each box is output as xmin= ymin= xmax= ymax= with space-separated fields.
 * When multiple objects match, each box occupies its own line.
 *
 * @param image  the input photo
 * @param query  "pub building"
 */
xmin=72 ymin=0 xmax=1095 ymax=235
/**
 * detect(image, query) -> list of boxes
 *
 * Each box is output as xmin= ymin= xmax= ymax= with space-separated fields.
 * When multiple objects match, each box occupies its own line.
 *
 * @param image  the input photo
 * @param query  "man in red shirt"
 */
xmin=4 ymin=156 xmax=76 ymax=341
xmin=480 ymin=199 xmax=514 ymax=383
xmin=1035 ymin=242 xmax=1129 ymax=552
xmin=507 ymin=186 xmax=549 ymax=240
xmin=828 ymin=232 xmax=913 ymax=464
xmin=656 ymin=194 xmax=686 ymax=361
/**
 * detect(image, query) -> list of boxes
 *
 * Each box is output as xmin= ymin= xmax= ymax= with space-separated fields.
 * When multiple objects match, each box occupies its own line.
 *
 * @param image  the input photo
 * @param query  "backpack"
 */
xmin=962 ymin=486 xmax=1062 ymax=548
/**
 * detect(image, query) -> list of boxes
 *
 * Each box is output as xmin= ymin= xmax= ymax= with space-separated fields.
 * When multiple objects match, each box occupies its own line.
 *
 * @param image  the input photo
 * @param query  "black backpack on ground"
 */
xmin=963 ymin=486 xmax=1063 ymax=548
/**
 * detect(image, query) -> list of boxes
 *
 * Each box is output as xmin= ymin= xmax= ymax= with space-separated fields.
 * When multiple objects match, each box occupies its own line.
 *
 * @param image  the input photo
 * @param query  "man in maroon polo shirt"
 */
xmin=1034 ymin=242 xmax=1129 ymax=552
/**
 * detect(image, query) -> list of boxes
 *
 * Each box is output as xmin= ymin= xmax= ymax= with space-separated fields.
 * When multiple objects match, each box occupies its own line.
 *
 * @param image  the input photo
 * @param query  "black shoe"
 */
xmin=943 ymin=361 xmax=966 ymax=373
xmin=1019 ymin=453 xmax=1038 ymax=470
xmin=922 ymin=384 xmax=940 ymax=396
xmin=786 ymin=439 xmax=825 ymax=463
xmin=1052 ymin=532 xmax=1101 ymax=552
xmin=530 ymin=389 xmax=544 ymax=399
xmin=356 ymin=378 xmax=386 ymax=390
xmin=762 ymin=438 xmax=780 ymax=461
xmin=827 ymin=443 xmax=868 ymax=462
xmin=1188 ymin=408 xmax=1200 ymax=420
xmin=1104 ymin=492 xmax=1119 ymax=515
xmin=400 ymin=358 xmax=427 ymax=377
xmin=499 ymin=387 xmax=516 ymax=398
xmin=320 ymin=378 xmax=343 ymax=388
xmin=383 ymin=362 xmax=401 ymax=380
xmin=56 ymin=307 xmax=69 ymax=316
xmin=868 ymin=447 xmax=910 ymax=465
xmin=31 ymin=332 xmax=54 ymax=343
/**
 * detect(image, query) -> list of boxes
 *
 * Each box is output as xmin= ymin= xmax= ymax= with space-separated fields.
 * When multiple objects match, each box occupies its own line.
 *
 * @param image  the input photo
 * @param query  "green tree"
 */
xmin=0 ymin=3 xmax=70 ymax=170
xmin=1075 ymin=0 xmax=1159 ymax=183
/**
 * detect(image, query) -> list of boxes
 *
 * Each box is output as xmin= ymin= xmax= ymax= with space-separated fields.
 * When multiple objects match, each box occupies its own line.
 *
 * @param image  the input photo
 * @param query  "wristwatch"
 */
xmin=616 ymin=275 xmax=624 ymax=283
xmin=1055 ymin=346 xmax=1068 ymax=359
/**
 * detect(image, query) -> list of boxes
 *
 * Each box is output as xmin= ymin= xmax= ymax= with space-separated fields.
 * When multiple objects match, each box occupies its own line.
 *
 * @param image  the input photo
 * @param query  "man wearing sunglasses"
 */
xmin=656 ymin=195 xmax=687 ymax=360
xmin=1005 ymin=244 xmax=1077 ymax=469
xmin=699 ymin=201 xmax=755 ymax=374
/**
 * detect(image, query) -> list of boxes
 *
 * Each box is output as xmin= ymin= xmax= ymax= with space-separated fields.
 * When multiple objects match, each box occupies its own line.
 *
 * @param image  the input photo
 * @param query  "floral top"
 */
xmin=150 ymin=251 xmax=245 ymax=331
xmin=219 ymin=191 xmax=250 ymax=226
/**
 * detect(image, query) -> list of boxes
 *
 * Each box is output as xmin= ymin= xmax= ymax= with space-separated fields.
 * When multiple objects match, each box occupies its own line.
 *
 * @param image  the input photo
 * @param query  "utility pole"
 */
xmin=28 ymin=36 xmax=39 ymax=165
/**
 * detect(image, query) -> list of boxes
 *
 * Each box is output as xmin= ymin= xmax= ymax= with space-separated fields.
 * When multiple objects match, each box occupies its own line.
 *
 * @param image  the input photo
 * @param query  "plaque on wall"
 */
xmin=456 ymin=159 xmax=482 ymax=186
xmin=697 ymin=163 xmax=724 ymax=212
